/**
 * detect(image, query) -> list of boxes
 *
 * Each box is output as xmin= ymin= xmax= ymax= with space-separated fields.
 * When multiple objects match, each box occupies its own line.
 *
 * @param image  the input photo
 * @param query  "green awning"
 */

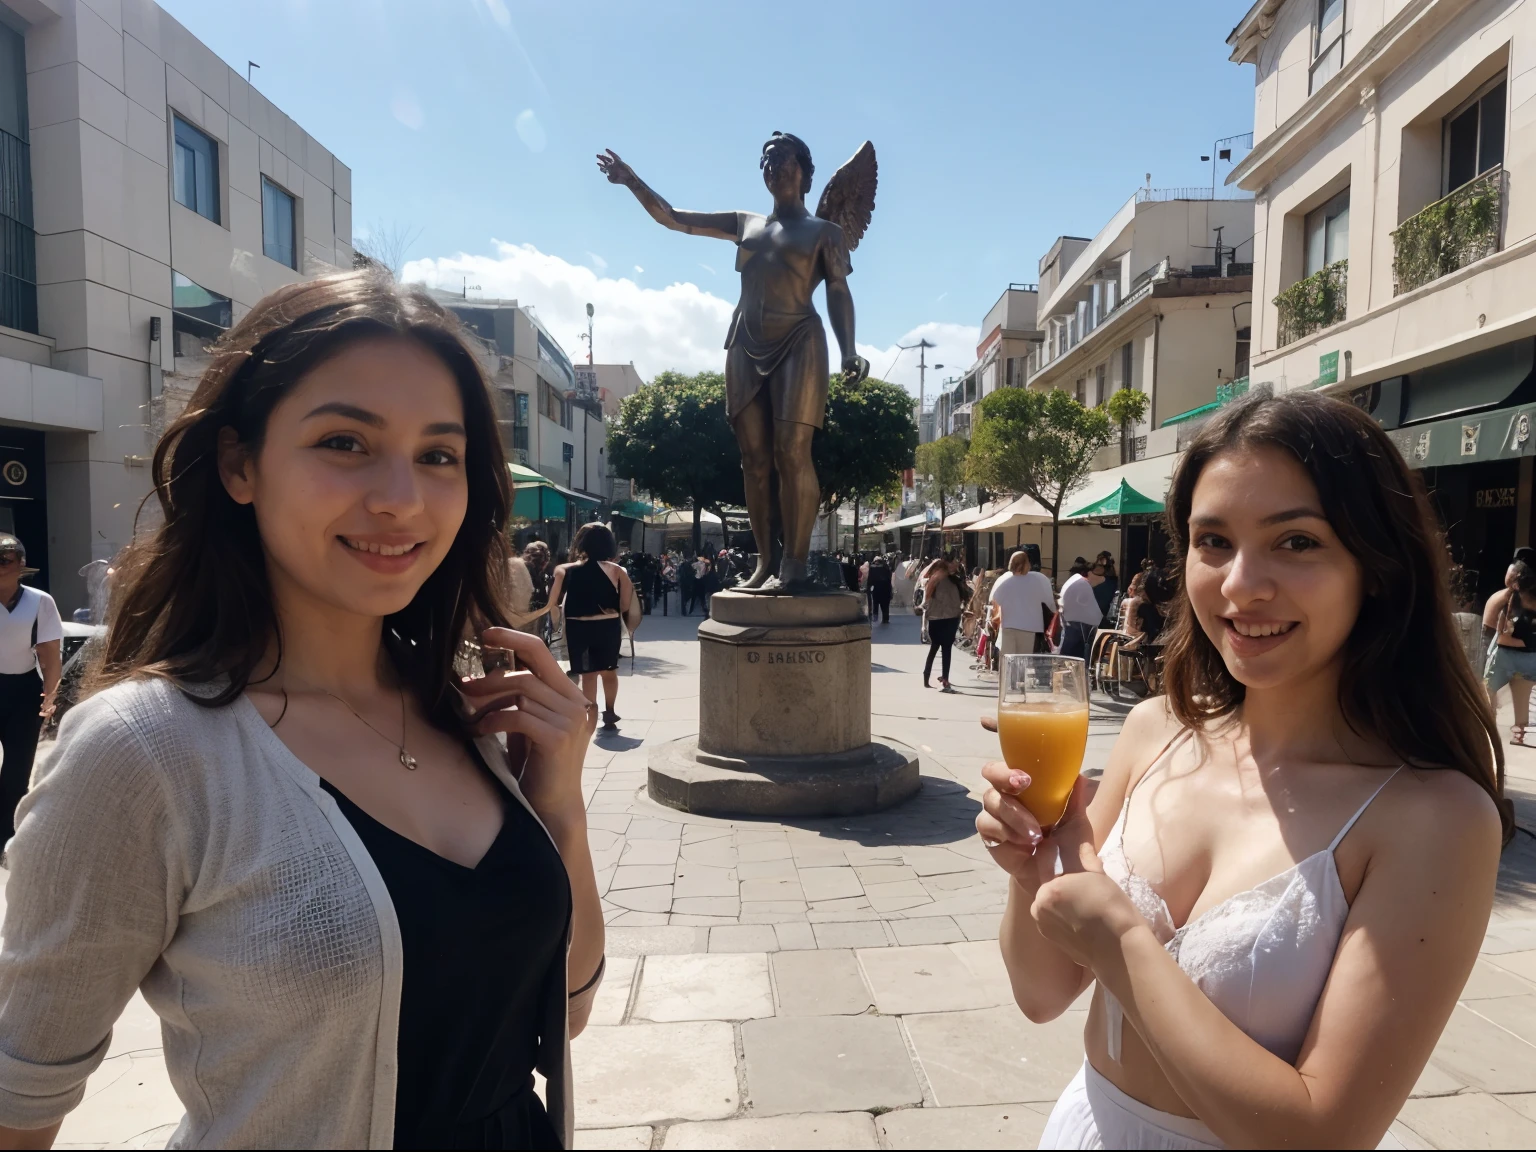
xmin=1067 ymin=479 xmax=1165 ymax=519
xmin=1386 ymin=402 xmax=1536 ymax=469
xmin=512 ymin=484 xmax=566 ymax=520
xmin=1161 ymin=400 xmax=1220 ymax=426
xmin=613 ymin=500 xmax=655 ymax=519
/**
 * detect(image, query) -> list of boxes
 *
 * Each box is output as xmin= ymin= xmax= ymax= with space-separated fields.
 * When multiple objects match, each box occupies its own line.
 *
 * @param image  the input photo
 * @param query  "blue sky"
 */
xmin=161 ymin=0 xmax=1257 ymax=394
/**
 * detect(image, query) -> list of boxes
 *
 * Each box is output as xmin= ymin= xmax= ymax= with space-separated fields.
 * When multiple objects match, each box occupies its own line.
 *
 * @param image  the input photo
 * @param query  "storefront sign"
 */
xmin=1476 ymin=487 xmax=1517 ymax=509
xmin=1462 ymin=423 xmax=1483 ymax=457
xmin=1415 ymin=430 xmax=1431 ymax=461
xmin=1318 ymin=350 xmax=1340 ymax=386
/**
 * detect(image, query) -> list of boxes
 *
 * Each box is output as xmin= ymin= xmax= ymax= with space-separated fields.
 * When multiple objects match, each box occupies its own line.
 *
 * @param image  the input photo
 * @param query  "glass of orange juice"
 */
xmin=998 ymin=654 xmax=1089 ymax=828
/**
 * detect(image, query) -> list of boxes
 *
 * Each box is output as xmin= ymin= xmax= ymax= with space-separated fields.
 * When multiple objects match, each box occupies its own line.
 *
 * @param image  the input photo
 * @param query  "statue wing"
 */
xmin=814 ymin=141 xmax=877 ymax=253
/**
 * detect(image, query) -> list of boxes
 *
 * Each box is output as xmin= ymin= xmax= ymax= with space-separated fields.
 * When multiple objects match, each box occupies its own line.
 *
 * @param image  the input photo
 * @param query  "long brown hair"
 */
xmin=91 ymin=271 xmax=513 ymax=734
xmin=1159 ymin=391 xmax=1507 ymax=836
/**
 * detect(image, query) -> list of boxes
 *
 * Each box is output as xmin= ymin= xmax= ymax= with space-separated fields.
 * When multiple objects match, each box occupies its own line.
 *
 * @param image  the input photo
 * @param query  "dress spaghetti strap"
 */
xmin=1327 ymin=767 xmax=1403 ymax=853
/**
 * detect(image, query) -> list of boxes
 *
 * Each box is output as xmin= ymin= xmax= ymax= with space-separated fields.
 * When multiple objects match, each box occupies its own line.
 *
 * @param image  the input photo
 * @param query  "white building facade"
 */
xmin=1229 ymin=0 xmax=1536 ymax=601
xmin=0 ymin=0 xmax=352 ymax=611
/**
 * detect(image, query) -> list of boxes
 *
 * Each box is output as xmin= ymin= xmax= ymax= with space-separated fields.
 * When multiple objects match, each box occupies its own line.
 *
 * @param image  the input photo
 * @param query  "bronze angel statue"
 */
xmin=598 ymin=133 xmax=877 ymax=592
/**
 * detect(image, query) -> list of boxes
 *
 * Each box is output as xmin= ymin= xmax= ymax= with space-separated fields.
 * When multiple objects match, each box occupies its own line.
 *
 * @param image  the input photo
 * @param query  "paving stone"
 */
xmin=948 ymin=939 xmax=1018 ymax=1004
xmin=610 ymin=910 xmax=671 ymax=927
xmin=670 ymin=914 xmax=741 ymax=926
xmin=572 ymin=1022 xmax=739 ymax=1126
xmin=737 ymin=856 xmax=800 ymax=881
xmin=741 ymin=877 xmax=805 ymax=902
xmin=890 ymin=916 xmax=966 ymax=946
xmin=813 ymin=921 xmax=891 ymax=950
xmin=1395 ymin=1091 xmax=1536 ymax=1148
xmin=1461 ymin=994 xmax=1536 ymax=1048
xmin=923 ymin=871 xmax=998 ymax=893
xmin=906 ymin=1007 xmax=1088 ymax=1106
xmin=876 ymin=1103 xmax=1054 ymax=1149
xmin=661 ymin=1112 xmax=879 ymax=1149
xmin=710 ymin=924 xmax=780 ymax=953
xmin=671 ymin=895 xmax=741 ymax=917
xmin=1488 ymin=949 xmax=1536 ymax=983
xmin=798 ymin=867 xmax=864 ymax=902
xmin=774 ymin=922 xmax=818 ymax=951
xmin=741 ymin=1015 xmax=922 ymax=1115
xmin=1411 ymin=1059 xmax=1465 ymax=1097
xmin=865 ymin=880 xmax=935 ymax=913
xmin=771 ymin=948 xmax=874 ymax=1016
xmin=808 ymin=895 xmax=875 ymax=916
xmin=588 ymin=794 xmax=639 ymax=813
xmin=1425 ymin=1003 xmax=1536 ymax=1093
xmin=53 ymin=1050 xmax=181 ymax=1148
xmin=681 ymin=824 xmax=734 ymax=845
xmin=673 ymin=864 xmax=740 ymax=898
xmin=858 ymin=944 xmax=1010 ymax=1015
xmin=1462 ymin=959 xmax=1535 ymax=999
xmin=952 ymin=915 xmax=1001 ymax=940
xmin=902 ymin=846 xmax=982 ymax=877
xmin=627 ymin=818 xmax=685 ymax=841
xmin=789 ymin=843 xmax=856 ymax=868
xmin=842 ymin=845 xmax=905 ymax=866
xmin=588 ymin=956 xmax=638 ymax=1027
xmin=607 ymin=885 xmax=674 ymax=913
xmin=1480 ymin=917 xmax=1536 ymax=955
xmin=740 ymin=838 xmax=794 ymax=862
xmin=573 ymin=1126 xmax=654 ymax=1150
xmin=587 ymin=813 xmax=633 ymax=834
xmin=606 ymin=926 xmax=711 ymax=956
xmin=681 ymin=840 xmax=740 ymax=868
xmin=610 ymin=865 xmax=677 ymax=890
xmin=589 ymin=828 xmax=625 ymax=852
xmin=621 ymin=839 xmax=682 ymax=866
xmin=741 ymin=900 xmax=810 ymax=924
xmin=633 ymin=953 xmax=775 ymax=1022
xmin=739 ymin=827 xmax=791 ymax=843
xmin=854 ymin=864 xmax=919 ymax=885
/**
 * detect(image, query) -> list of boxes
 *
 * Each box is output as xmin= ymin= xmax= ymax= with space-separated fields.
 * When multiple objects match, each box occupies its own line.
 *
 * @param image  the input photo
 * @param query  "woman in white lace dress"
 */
xmin=978 ymin=392 xmax=1506 ymax=1149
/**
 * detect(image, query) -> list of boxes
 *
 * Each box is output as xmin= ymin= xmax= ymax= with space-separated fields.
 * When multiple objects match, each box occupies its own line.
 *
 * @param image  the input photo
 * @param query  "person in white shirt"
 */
xmin=988 ymin=549 xmax=1058 ymax=656
xmin=1058 ymin=558 xmax=1105 ymax=659
xmin=0 ymin=534 xmax=63 ymax=855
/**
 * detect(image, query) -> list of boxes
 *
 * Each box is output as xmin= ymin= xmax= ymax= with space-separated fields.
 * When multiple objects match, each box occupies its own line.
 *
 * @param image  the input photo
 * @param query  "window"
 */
xmin=1444 ymin=75 xmax=1506 ymax=194
xmin=261 ymin=177 xmax=296 ymax=269
xmin=171 ymin=271 xmax=231 ymax=352
xmin=1310 ymin=0 xmax=1345 ymax=94
xmin=172 ymin=116 xmax=219 ymax=223
xmin=1235 ymin=327 xmax=1252 ymax=380
xmin=1304 ymin=189 xmax=1350 ymax=276
xmin=0 ymin=23 xmax=37 ymax=334
xmin=1120 ymin=342 xmax=1134 ymax=391
xmin=1094 ymin=364 xmax=1107 ymax=406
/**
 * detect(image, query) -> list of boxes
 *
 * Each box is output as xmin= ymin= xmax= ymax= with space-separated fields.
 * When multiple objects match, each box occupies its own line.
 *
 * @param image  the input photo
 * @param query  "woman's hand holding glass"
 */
xmin=976 ymin=722 xmax=1099 ymax=893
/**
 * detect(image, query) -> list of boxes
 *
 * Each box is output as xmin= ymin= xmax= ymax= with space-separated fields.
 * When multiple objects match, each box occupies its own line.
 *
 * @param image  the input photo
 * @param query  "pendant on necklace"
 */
xmin=399 ymin=750 xmax=418 ymax=770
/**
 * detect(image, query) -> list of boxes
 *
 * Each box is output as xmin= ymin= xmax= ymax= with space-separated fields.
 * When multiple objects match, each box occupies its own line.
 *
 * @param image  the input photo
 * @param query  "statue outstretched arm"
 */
xmin=597 ymin=149 xmax=736 ymax=242
xmin=825 ymin=271 xmax=869 ymax=384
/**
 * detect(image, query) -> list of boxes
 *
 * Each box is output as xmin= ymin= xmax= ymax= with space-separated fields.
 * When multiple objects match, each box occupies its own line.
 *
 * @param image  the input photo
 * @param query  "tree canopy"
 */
xmin=814 ymin=374 xmax=918 ymax=514
xmin=965 ymin=387 xmax=1113 ymax=577
xmin=606 ymin=370 xmax=745 ymax=552
xmin=915 ymin=434 xmax=970 ymax=523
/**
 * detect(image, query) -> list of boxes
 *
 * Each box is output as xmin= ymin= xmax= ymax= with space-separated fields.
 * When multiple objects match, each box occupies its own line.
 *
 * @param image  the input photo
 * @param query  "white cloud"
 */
xmin=390 ymin=89 xmax=424 ymax=130
xmin=515 ymin=109 xmax=546 ymax=153
xmin=401 ymin=240 xmax=976 ymax=397
xmin=585 ymin=251 xmax=607 ymax=272
xmin=633 ymin=265 xmax=644 ymax=274
xmin=699 ymin=263 xmax=716 ymax=276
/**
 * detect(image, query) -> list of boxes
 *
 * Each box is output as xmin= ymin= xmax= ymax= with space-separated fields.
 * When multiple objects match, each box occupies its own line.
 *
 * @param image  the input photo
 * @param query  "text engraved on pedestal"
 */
xmin=745 ymin=650 xmax=827 ymax=665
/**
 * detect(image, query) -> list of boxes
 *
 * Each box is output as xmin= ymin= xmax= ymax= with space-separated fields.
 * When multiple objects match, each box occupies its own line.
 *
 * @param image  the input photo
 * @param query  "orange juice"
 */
xmin=998 ymin=702 xmax=1089 ymax=826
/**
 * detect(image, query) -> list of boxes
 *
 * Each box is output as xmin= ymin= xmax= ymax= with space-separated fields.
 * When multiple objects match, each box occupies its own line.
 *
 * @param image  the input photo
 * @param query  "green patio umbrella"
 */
xmin=1067 ymin=478 xmax=1164 ymax=520
xmin=508 ymin=463 xmax=564 ymax=521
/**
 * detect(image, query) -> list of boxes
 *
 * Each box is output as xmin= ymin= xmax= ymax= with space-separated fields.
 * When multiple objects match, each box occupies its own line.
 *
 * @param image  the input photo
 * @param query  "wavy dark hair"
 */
xmin=1160 ymin=390 xmax=1508 ymax=837
xmin=89 ymin=271 xmax=514 ymax=735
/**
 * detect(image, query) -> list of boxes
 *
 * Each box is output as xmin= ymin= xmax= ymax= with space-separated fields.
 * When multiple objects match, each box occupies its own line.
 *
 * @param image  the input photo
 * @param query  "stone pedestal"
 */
xmin=648 ymin=589 xmax=919 ymax=818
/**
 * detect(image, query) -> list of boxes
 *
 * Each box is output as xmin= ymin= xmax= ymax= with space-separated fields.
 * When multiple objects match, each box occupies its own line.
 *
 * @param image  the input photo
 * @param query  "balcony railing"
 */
xmin=1275 ymin=260 xmax=1347 ymax=347
xmin=1391 ymin=165 xmax=1504 ymax=296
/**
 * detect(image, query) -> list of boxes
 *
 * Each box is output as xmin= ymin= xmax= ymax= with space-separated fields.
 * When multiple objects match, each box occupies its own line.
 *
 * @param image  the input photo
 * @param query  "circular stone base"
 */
xmin=647 ymin=736 xmax=920 ymax=818
xmin=708 ymin=588 xmax=865 ymax=627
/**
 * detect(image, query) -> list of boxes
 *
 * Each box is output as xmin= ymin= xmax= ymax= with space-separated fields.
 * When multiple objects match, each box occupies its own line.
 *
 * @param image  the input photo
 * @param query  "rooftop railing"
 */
xmin=1392 ymin=165 xmax=1504 ymax=296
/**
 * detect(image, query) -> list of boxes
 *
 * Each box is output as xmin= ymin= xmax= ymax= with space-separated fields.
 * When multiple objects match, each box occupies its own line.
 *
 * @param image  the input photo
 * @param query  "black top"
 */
xmin=563 ymin=560 xmax=620 ymax=617
xmin=868 ymin=565 xmax=893 ymax=595
xmin=321 ymin=767 xmax=570 ymax=1150
xmin=1137 ymin=601 xmax=1165 ymax=643
xmin=1510 ymin=605 xmax=1536 ymax=647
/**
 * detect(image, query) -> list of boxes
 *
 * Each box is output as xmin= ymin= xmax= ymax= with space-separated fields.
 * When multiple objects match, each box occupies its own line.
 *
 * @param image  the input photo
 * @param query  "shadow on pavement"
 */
xmin=741 ymin=774 xmax=983 ymax=846
xmin=623 ymin=655 xmax=688 ymax=677
xmin=1498 ymin=828 xmax=1536 ymax=905
xmin=593 ymin=731 xmax=645 ymax=752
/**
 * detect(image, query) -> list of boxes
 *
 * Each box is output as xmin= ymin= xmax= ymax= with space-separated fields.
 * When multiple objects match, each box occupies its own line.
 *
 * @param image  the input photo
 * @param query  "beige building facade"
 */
xmin=0 ymin=0 xmax=352 ymax=611
xmin=1229 ymin=0 xmax=1536 ymax=599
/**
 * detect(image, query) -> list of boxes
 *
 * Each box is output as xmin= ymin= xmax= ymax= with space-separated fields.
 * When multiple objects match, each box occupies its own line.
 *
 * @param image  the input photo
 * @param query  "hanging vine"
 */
xmin=1275 ymin=259 xmax=1348 ymax=347
xmin=1392 ymin=167 xmax=1502 ymax=295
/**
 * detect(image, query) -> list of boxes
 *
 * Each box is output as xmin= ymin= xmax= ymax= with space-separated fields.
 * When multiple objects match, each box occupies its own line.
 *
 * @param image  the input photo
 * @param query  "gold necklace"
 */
xmin=320 ymin=684 xmax=418 ymax=770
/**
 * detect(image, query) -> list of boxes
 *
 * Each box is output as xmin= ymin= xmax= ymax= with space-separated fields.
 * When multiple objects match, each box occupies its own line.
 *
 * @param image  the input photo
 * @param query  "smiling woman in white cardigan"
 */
xmin=0 ymin=272 xmax=602 ymax=1150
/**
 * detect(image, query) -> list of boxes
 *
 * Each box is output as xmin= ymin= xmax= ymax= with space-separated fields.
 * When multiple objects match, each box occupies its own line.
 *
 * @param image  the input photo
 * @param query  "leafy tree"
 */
xmin=607 ymin=370 xmax=745 ymax=553
xmin=915 ymin=434 xmax=970 ymax=524
xmin=965 ymin=387 xmax=1113 ymax=579
xmin=1105 ymin=387 xmax=1149 ymax=430
xmin=814 ymin=375 xmax=919 ymax=555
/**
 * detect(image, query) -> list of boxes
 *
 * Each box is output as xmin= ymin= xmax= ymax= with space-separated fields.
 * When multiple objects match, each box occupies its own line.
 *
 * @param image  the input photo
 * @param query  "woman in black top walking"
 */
xmin=549 ymin=523 xmax=635 ymax=730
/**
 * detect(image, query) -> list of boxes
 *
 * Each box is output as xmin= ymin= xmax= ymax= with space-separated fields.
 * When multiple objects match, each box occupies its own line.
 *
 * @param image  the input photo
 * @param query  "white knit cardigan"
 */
xmin=0 ymin=677 xmax=576 ymax=1148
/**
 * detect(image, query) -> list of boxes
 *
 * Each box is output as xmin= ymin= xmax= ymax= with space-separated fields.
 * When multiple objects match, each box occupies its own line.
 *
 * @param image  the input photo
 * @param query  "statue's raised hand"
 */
xmin=597 ymin=149 xmax=638 ymax=188
xmin=841 ymin=354 xmax=870 ymax=385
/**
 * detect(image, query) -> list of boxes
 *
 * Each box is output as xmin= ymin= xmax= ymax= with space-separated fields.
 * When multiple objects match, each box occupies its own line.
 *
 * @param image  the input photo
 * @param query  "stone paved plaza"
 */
xmin=8 ymin=602 xmax=1536 ymax=1148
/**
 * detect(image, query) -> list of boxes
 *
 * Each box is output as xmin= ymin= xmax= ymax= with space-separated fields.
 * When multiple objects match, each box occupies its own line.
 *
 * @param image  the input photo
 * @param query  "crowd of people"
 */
xmin=0 ymin=269 xmax=1515 ymax=1151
